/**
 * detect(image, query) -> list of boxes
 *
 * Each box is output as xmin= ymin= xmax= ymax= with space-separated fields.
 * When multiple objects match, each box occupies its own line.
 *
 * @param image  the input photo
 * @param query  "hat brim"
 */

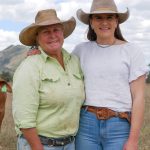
xmin=77 ymin=8 xmax=129 ymax=24
xmin=19 ymin=17 xmax=76 ymax=46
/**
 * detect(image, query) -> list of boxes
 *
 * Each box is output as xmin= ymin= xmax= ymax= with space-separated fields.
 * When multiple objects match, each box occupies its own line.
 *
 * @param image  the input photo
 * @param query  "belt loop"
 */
xmin=82 ymin=105 xmax=88 ymax=112
xmin=84 ymin=106 xmax=88 ymax=112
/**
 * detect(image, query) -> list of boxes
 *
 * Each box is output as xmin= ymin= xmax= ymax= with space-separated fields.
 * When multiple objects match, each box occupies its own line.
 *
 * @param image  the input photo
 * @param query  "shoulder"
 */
xmin=121 ymin=42 xmax=141 ymax=50
xmin=14 ymin=55 xmax=42 ymax=77
xmin=75 ymin=41 xmax=93 ymax=49
xmin=124 ymin=42 xmax=144 ymax=56
xmin=70 ymin=53 xmax=80 ymax=65
xmin=117 ymin=42 xmax=144 ymax=56
xmin=72 ymin=41 xmax=93 ymax=57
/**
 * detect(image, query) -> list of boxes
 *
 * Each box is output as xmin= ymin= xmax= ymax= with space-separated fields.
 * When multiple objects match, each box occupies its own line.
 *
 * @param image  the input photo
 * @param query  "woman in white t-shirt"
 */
xmin=73 ymin=0 xmax=148 ymax=150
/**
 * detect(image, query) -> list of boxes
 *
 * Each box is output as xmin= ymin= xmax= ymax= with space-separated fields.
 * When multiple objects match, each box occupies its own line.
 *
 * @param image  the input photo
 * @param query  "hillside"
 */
xmin=0 ymin=45 xmax=28 ymax=75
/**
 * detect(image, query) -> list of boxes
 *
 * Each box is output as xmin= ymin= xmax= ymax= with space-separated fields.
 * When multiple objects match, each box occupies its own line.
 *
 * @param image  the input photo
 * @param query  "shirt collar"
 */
xmin=38 ymin=46 xmax=71 ymax=63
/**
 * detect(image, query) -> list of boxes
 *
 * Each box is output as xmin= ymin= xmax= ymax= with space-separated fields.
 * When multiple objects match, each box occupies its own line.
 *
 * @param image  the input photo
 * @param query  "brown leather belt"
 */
xmin=82 ymin=106 xmax=131 ymax=123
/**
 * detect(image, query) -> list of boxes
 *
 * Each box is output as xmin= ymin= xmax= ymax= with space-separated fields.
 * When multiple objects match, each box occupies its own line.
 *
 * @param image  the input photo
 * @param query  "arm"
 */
xmin=123 ymin=75 xmax=146 ymax=150
xmin=21 ymin=128 xmax=43 ymax=150
xmin=12 ymin=59 xmax=43 ymax=150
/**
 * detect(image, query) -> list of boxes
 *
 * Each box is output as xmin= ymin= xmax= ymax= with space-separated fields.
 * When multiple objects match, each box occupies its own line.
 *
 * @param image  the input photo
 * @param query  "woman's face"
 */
xmin=90 ymin=13 xmax=118 ymax=40
xmin=37 ymin=24 xmax=64 ymax=55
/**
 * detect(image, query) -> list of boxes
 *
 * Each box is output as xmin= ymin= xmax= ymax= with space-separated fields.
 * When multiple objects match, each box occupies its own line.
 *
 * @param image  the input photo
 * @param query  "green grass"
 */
xmin=0 ymin=85 xmax=150 ymax=149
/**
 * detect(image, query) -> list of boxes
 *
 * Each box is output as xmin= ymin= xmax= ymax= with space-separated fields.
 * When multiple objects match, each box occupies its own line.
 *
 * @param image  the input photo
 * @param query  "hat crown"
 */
xmin=19 ymin=8 xmax=76 ymax=46
xmin=90 ymin=0 xmax=118 ymax=13
xmin=35 ymin=9 xmax=60 ymax=24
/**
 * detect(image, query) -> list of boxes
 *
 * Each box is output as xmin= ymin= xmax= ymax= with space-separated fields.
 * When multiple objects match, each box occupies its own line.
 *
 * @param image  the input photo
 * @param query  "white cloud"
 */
xmin=0 ymin=0 xmax=23 ymax=5
xmin=0 ymin=29 xmax=19 ymax=50
xmin=0 ymin=0 xmax=149 ymax=64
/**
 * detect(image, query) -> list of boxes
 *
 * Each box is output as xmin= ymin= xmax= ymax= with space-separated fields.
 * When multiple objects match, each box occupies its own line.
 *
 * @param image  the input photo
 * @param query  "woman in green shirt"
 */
xmin=12 ymin=9 xmax=85 ymax=150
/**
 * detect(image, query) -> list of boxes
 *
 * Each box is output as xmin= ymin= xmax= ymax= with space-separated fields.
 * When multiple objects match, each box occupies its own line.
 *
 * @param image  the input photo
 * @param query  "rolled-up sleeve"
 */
xmin=12 ymin=58 xmax=40 ymax=129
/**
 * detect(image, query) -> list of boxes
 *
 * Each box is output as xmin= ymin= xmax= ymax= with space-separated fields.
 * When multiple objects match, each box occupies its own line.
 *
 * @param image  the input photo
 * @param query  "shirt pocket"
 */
xmin=39 ymin=73 xmax=60 ymax=100
xmin=41 ymin=74 xmax=60 ymax=82
xmin=73 ymin=73 xmax=83 ymax=80
xmin=72 ymin=73 xmax=84 ymax=89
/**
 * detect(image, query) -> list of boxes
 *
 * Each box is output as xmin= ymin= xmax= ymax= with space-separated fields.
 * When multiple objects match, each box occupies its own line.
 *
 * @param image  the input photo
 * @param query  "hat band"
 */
xmin=92 ymin=7 xmax=118 ymax=13
xmin=35 ymin=17 xmax=60 ymax=24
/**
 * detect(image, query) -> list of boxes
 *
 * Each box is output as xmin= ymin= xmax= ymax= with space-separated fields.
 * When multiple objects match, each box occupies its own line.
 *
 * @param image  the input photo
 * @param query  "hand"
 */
xmin=123 ymin=139 xmax=138 ymax=150
xmin=27 ymin=49 xmax=41 ymax=56
xmin=31 ymin=144 xmax=44 ymax=150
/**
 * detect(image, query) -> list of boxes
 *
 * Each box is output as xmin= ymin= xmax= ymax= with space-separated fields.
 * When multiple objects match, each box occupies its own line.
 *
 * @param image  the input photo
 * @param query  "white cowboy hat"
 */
xmin=77 ymin=0 xmax=129 ymax=24
xmin=19 ymin=9 xmax=76 ymax=46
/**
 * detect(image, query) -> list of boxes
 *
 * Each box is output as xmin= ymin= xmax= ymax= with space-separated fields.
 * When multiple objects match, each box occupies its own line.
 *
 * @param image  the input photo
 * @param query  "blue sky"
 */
xmin=0 ymin=20 xmax=26 ymax=31
xmin=0 ymin=0 xmax=150 ymax=64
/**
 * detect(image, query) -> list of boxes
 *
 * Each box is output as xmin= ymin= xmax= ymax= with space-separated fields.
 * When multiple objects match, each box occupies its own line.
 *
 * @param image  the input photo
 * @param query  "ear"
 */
xmin=6 ymin=83 xmax=12 ymax=93
xmin=0 ymin=82 xmax=4 ymax=89
xmin=0 ymin=82 xmax=12 ymax=93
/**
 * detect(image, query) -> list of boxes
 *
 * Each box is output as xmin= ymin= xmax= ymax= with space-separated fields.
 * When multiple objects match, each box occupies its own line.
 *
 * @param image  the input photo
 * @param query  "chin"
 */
xmin=102 ymin=32 xmax=113 ymax=37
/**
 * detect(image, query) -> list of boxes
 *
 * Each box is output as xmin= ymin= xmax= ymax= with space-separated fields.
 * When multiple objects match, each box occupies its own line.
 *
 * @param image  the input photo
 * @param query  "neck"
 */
xmin=96 ymin=37 xmax=116 ymax=45
xmin=51 ymin=52 xmax=65 ymax=70
xmin=50 ymin=51 xmax=61 ymax=60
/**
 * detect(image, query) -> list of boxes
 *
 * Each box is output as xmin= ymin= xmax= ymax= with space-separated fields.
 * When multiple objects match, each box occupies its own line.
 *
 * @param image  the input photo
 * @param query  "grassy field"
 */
xmin=0 ymin=84 xmax=150 ymax=150
xmin=0 ymin=93 xmax=16 ymax=150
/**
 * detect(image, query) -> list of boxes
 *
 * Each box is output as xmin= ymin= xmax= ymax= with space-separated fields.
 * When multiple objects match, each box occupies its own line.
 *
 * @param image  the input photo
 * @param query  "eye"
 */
xmin=107 ymin=16 xmax=115 ymax=20
xmin=40 ymin=29 xmax=49 ymax=34
xmin=43 ymin=30 xmax=49 ymax=34
xmin=108 ymin=16 xmax=113 ymax=19
xmin=93 ymin=16 xmax=102 ymax=20
xmin=54 ymin=28 xmax=59 ymax=32
xmin=53 ymin=27 xmax=62 ymax=33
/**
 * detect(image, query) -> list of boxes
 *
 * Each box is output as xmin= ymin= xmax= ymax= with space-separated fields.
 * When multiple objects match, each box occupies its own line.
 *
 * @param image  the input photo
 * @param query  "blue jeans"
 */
xmin=75 ymin=108 xmax=130 ymax=150
xmin=17 ymin=136 xmax=75 ymax=150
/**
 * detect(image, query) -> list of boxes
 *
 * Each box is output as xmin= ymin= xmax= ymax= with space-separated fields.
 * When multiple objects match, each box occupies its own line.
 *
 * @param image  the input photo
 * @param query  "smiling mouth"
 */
xmin=48 ymin=40 xmax=58 ymax=44
xmin=99 ymin=27 xmax=110 ymax=30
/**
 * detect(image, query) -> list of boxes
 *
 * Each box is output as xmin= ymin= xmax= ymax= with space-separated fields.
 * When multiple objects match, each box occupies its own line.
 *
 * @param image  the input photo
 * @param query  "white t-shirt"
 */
xmin=73 ymin=41 xmax=148 ymax=112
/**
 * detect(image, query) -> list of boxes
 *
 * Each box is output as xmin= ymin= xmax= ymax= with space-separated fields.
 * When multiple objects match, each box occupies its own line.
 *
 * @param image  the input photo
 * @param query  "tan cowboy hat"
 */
xmin=77 ymin=0 xmax=129 ymax=24
xmin=19 ymin=9 xmax=76 ymax=46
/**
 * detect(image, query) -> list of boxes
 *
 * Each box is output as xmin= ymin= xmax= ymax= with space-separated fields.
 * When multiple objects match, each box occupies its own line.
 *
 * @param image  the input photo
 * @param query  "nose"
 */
xmin=49 ymin=31 xmax=56 ymax=38
xmin=101 ymin=19 xmax=108 ymax=25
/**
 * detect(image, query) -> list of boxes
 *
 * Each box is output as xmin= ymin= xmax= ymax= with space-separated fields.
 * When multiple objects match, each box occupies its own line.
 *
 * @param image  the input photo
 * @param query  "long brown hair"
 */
xmin=87 ymin=14 xmax=127 ymax=41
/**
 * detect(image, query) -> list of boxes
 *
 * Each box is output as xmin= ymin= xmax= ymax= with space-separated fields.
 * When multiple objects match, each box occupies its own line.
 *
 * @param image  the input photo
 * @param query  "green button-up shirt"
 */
xmin=12 ymin=48 xmax=85 ymax=138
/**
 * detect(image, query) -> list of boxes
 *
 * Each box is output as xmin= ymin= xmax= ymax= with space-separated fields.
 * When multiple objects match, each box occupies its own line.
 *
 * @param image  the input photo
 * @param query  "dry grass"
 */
xmin=139 ymin=84 xmax=150 ymax=150
xmin=0 ymin=93 xmax=16 ymax=150
xmin=0 ymin=85 xmax=150 ymax=150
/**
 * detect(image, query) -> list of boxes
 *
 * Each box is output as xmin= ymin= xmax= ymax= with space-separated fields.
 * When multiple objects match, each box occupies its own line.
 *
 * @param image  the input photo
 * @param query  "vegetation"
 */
xmin=0 ymin=71 xmax=13 ymax=82
xmin=0 ymin=85 xmax=150 ymax=149
xmin=146 ymin=64 xmax=150 ymax=83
